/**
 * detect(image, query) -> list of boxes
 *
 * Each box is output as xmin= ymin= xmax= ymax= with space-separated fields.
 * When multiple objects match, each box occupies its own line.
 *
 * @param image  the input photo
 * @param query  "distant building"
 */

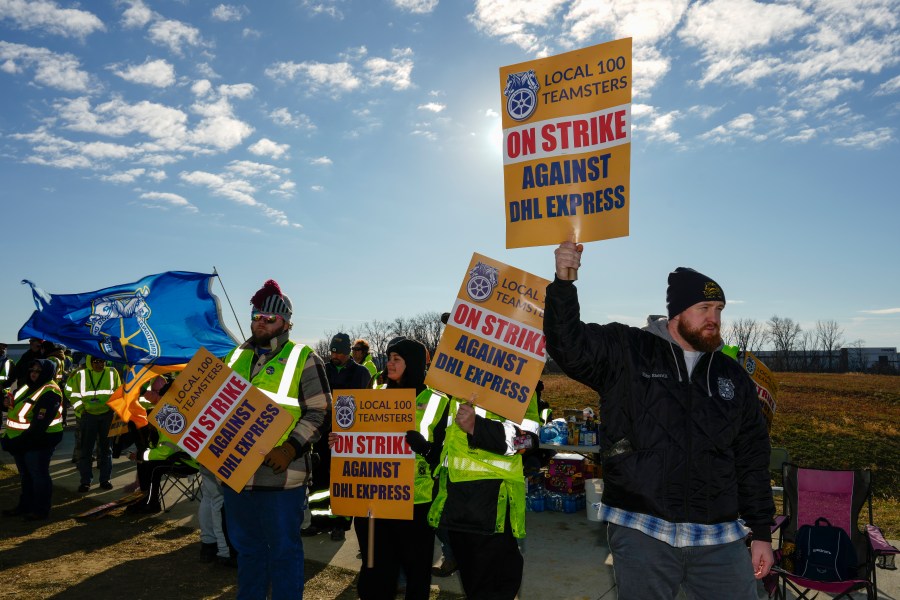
xmin=753 ymin=347 xmax=899 ymax=373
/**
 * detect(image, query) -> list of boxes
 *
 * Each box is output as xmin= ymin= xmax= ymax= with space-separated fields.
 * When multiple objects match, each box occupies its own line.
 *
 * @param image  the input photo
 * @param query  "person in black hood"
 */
xmin=1 ymin=359 xmax=65 ymax=521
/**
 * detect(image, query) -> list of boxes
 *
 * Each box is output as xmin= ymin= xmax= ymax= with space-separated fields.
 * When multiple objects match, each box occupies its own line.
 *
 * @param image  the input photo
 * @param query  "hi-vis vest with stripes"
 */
xmin=65 ymin=368 xmax=121 ymax=415
xmin=4 ymin=382 xmax=64 ymax=437
xmin=428 ymin=398 xmax=540 ymax=538
xmin=225 ymin=341 xmax=312 ymax=447
xmin=0 ymin=358 xmax=14 ymax=391
xmin=412 ymin=387 xmax=450 ymax=504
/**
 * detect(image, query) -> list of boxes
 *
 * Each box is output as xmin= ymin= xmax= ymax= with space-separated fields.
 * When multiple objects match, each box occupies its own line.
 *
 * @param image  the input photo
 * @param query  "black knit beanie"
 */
xmin=386 ymin=338 xmax=427 ymax=393
xmin=666 ymin=267 xmax=725 ymax=319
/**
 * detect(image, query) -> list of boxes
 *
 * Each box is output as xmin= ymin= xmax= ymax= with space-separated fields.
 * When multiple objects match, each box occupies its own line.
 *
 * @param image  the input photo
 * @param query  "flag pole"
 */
xmin=213 ymin=267 xmax=246 ymax=340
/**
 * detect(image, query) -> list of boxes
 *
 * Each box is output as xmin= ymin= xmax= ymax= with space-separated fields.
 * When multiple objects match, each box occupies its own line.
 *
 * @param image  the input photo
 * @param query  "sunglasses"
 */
xmin=251 ymin=313 xmax=281 ymax=324
xmin=91 ymin=358 xmax=105 ymax=363
xmin=352 ymin=347 xmax=364 ymax=351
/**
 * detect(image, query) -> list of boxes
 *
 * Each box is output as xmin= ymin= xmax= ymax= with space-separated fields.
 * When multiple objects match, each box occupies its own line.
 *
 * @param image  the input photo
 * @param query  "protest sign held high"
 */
xmin=330 ymin=388 xmax=416 ymax=520
xmin=501 ymin=38 xmax=632 ymax=249
xmin=425 ymin=253 xmax=549 ymax=423
xmin=152 ymin=348 xmax=294 ymax=491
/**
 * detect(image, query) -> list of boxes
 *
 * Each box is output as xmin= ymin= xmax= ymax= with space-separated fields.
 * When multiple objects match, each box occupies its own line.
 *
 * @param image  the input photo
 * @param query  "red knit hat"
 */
xmin=251 ymin=280 xmax=293 ymax=319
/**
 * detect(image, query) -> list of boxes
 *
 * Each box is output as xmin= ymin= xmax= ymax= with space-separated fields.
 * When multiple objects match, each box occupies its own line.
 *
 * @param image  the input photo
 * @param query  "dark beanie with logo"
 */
xmin=250 ymin=279 xmax=293 ymax=320
xmin=386 ymin=337 xmax=427 ymax=394
xmin=330 ymin=333 xmax=351 ymax=354
xmin=666 ymin=267 xmax=726 ymax=319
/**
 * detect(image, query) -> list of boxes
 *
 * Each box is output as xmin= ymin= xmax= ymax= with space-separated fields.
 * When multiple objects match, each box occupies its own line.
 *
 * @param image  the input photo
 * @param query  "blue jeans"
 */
xmin=223 ymin=485 xmax=306 ymax=600
xmin=78 ymin=411 xmax=113 ymax=485
xmin=13 ymin=446 xmax=56 ymax=517
xmin=607 ymin=523 xmax=758 ymax=600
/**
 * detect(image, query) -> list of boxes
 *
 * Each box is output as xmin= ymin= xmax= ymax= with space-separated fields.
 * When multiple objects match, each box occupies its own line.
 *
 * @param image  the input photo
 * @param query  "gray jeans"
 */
xmin=607 ymin=523 xmax=758 ymax=600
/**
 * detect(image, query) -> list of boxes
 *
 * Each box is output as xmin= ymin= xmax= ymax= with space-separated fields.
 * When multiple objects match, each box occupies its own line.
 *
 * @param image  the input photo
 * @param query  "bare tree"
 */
xmin=847 ymin=339 xmax=867 ymax=372
xmin=362 ymin=320 xmax=393 ymax=368
xmin=724 ymin=318 xmax=765 ymax=354
xmin=815 ymin=319 xmax=844 ymax=372
xmin=797 ymin=330 xmax=816 ymax=371
xmin=766 ymin=315 xmax=802 ymax=371
xmin=415 ymin=311 xmax=445 ymax=360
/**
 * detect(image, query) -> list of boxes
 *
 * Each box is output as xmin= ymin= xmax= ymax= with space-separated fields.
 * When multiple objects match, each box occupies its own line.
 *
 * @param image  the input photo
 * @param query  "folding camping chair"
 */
xmin=159 ymin=468 xmax=202 ymax=513
xmin=769 ymin=463 xmax=899 ymax=600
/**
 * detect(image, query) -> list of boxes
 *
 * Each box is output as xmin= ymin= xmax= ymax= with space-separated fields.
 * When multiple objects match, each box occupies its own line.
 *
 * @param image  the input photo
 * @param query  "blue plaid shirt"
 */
xmin=596 ymin=502 xmax=749 ymax=548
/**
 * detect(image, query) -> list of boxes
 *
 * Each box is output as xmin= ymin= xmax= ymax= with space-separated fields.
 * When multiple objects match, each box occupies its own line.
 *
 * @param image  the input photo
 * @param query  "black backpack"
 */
xmin=795 ymin=517 xmax=858 ymax=581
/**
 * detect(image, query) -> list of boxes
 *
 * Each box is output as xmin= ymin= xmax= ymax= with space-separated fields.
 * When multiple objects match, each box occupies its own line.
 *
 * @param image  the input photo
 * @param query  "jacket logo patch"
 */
xmin=265 ymin=366 xmax=275 ymax=375
xmin=717 ymin=377 xmax=735 ymax=401
xmin=641 ymin=371 xmax=668 ymax=379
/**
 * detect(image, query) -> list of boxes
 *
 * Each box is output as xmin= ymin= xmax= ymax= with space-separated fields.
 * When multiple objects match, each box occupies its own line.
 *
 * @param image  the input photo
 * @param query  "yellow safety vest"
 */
xmin=428 ymin=398 xmax=540 ymax=538
xmin=65 ymin=367 xmax=121 ymax=415
xmin=225 ymin=341 xmax=312 ymax=446
xmin=4 ymin=382 xmax=64 ymax=437
xmin=412 ymin=387 xmax=450 ymax=504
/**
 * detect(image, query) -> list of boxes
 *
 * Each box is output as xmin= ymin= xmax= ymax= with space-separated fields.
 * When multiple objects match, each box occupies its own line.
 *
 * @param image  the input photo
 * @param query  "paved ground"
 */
xmin=3 ymin=427 xmax=898 ymax=599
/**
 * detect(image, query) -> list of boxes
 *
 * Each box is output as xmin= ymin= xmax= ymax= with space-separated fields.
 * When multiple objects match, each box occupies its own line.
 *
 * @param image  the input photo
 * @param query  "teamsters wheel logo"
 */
xmin=466 ymin=262 xmax=500 ymax=303
xmin=504 ymin=69 xmax=540 ymax=122
xmin=744 ymin=356 xmax=757 ymax=375
xmin=335 ymin=395 xmax=356 ymax=429
xmin=155 ymin=403 xmax=186 ymax=435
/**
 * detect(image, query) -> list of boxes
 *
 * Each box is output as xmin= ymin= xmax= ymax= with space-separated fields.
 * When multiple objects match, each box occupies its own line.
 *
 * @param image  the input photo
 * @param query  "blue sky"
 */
xmin=1 ymin=0 xmax=898 ymax=351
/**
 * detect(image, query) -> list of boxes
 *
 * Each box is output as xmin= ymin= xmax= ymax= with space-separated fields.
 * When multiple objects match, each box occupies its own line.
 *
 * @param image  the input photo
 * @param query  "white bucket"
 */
xmin=585 ymin=478 xmax=603 ymax=522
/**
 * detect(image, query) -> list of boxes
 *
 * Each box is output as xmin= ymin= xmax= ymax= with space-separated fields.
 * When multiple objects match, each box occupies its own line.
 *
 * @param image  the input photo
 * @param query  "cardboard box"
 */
xmin=548 ymin=453 xmax=585 ymax=477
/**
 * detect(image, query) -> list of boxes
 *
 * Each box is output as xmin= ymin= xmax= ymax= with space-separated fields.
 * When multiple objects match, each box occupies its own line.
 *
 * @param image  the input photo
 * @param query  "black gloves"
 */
xmin=405 ymin=430 xmax=432 ymax=456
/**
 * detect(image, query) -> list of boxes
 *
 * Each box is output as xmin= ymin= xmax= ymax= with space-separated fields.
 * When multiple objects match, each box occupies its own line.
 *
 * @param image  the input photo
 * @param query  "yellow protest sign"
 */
xmin=425 ymin=253 xmax=549 ymax=423
xmin=743 ymin=352 xmax=779 ymax=431
xmin=330 ymin=388 xmax=416 ymax=520
xmin=500 ymin=37 xmax=632 ymax=249
xmin=152 ymin=348 xmax=295 ymax=492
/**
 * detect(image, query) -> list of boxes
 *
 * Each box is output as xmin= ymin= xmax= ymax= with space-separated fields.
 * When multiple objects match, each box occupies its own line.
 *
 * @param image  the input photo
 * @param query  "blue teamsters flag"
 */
xmin=19 ymin=271 xmax=237 ymax=365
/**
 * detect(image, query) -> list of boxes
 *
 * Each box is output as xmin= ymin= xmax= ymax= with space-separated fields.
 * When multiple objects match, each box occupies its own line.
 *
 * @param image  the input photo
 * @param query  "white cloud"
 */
xmin=484 ymin=108 xmax=499 ymax=118
xmin=632 ymin=103 xmax=681 ymax=144
xmin=833 ymin=127 xmax=893 ymax=149
xmin=211 ymin=4 xmax=248 ymax=22
xmin=0 ymin=41 xmax=91 ymax=92
xmin=310 ymin=156 xmax=333 ymax=166
xmin=266 ymin=60 xmax=361 ymax=95
xmin=226 ymin=160 xmax=290 ymax=182
xmin=111 ymin=58 xmax=176 ymax=88
xmin=268 ymin=107 xmax=316 ymax=131
xmin=418 ymin=102 xmax=445 ymax=113
xmin=180 ymin=169 xmax=298 ymax=226
xmin=196 ymin=62 xmax=220 ymax=79
xmin=680 ymin=0 xmax=811 ymax=56
xmin=242 ymin=28 xmax=261 ymax=39
xmin=148 ymin=18 xmax=204 ymax=55
xmin=248 ymin=138 xmax=290 ymax=159
xmin=266 ymin=48 xmax=415 ymax=95
xmin=121 ymin=0 xmax=154 ymax=29
xmin=699 ymin=113 xmax=767 ymax=144
xmin=310 ymin=184 xmax=324 ymax=192
xmin=788 ymin=77 xmax=863 ymax=109
xmin=139 ymin=191 xmax=198 ymax=212
xmin=860 ymin=307 xmax=900 ymax=315
xmin=100 ymin=168 xmax=145 ymax=183
xmin=192 ymin=79 xmax=213 ymax=97
xmin=392 ymin=0 xmax=438 ymax=14
xmin=875 ymin=74 xmax=900 ymax=96
xmin=468 ymin=0 xmax=567 ymax=55
xmin=364 ymin=49 xmax=414 ymax=90
xmin=564 ymin=0 xmax=688 ymax=45
xmin=782 ymin=128 xmax=817 ymax=143
xmin=302 ymin=1 xmax=344 ymax=19
xmin=0 ymin=0 xmax=105 ymax=39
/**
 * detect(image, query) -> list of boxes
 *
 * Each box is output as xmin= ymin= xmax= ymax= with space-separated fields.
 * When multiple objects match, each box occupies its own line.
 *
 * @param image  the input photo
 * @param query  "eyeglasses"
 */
xmin=251 ymin=313 xmax=281 ymax=324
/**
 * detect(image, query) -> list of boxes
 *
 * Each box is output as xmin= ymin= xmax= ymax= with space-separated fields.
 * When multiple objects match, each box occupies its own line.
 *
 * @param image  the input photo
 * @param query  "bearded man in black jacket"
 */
xmin=544 ymin=241 xmax=774 ymax=600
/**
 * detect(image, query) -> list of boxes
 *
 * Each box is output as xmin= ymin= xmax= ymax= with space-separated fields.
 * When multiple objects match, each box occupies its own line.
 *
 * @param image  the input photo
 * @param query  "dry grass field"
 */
xmin=541 ymin=371 xmax=900 ymax=537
